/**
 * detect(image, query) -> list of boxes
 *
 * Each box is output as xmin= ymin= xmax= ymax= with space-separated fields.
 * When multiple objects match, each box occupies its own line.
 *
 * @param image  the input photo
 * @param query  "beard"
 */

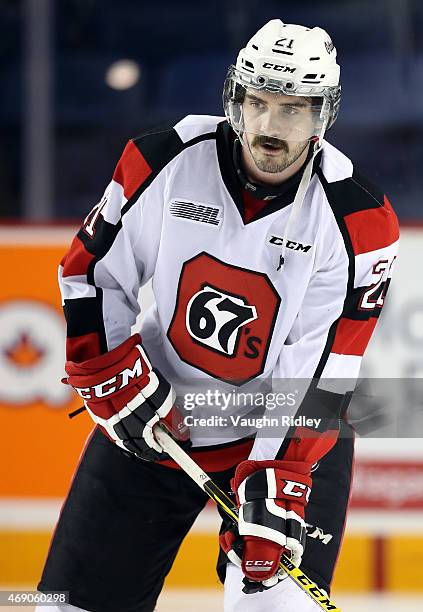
xmin=248 ymin=135 xmax=308 ymax=174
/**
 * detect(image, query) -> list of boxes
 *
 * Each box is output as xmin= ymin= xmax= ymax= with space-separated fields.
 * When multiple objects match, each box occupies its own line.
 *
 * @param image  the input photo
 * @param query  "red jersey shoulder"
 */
xmin=112 ymin=140 xmax=153 ymax=201
xmin=112 ymin=121 xmax=185 ymax=201
xmin=343 ymin=172 xmax=399 ymax=255
xmin=113 ymin=117 xmax=219 ymax=203
xmin=320 ymin=168 xmax=399 ymax=256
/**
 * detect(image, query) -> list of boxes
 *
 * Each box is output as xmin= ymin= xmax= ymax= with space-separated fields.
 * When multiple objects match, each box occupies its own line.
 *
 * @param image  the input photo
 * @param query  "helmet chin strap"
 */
xmin=277 ymin=119 xmax=327 ymax=272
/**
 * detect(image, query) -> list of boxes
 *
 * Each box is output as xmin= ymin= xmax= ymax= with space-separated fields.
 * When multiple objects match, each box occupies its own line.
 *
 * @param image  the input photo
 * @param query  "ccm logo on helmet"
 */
xmin=74 ymin=357 xmax=144 ymax=399
xmin=282 ymin=479 xmax=311 ymax=502
xmin=262 ymin=62 xmax=296 ymax=73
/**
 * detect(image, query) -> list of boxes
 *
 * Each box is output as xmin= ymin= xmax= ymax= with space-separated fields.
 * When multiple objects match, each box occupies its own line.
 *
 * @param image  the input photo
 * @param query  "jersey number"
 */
xmin=359 ymin=258 xmax=395 ymax=311
xmin=83 ymin=193 xmax=108 ymax=238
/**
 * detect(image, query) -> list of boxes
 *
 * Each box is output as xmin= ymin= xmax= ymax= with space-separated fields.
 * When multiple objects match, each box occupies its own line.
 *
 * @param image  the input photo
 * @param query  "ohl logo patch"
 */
xmin=167 ymin=252 xmax=281 ymax=384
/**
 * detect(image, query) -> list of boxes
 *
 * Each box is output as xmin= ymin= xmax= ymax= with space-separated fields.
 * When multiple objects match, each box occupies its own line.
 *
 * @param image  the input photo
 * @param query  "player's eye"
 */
xmin=248 ymin=100 xmax=265 ymax=109
xmin=282 ymin=106 xmax=300 ymax=116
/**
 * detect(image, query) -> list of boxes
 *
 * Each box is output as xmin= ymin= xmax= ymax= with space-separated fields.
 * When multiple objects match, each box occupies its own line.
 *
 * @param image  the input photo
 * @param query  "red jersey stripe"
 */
xmin=67 ymin=332 xmax=102 ymax=363
xmin=62 ymin=236 xmax=95 ymax=278
xmin=344 ymin=196 xmax=399 ymax=256
xmin=282 ymin=427 xmax=339 ymax=464
xmin=332 ymin=317 xmax=378 ymax=356
xmin=112 ymin=140 xmax=152 ymax=200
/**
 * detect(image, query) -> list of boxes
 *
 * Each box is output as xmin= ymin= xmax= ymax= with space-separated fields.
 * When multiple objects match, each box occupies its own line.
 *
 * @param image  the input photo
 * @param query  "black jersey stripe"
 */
xmin=313 ymin=168 xmax=356 ymax=379
xmin=63 ymin=289 xmax=107 ymax=352
xmin=78 ymin=216 xmax=123 ymax=260
xmin=342 ymin=284 xmax=386 ymax=321
xmin=322 ymin=169 xmax=384 ymax=217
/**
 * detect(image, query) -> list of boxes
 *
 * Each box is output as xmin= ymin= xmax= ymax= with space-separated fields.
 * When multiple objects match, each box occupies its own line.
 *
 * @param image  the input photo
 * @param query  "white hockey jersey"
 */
xmin=59 ymin=115 xmax=399 ymax=468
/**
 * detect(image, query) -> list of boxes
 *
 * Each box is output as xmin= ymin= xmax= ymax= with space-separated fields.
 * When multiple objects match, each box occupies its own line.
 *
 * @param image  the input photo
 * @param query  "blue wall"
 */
xmin=1 ymin=0 xmax=422 ymax=219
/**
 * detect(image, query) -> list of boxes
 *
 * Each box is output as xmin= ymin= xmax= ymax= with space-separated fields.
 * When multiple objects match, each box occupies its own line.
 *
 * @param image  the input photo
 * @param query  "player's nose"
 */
xmin=258 ymin=108 xmax=289 ymax=140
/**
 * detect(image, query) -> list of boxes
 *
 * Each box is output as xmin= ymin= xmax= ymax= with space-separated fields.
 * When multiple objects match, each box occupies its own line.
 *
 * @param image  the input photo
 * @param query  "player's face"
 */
xmin=242 ymin=90 xmax=315 ymax=173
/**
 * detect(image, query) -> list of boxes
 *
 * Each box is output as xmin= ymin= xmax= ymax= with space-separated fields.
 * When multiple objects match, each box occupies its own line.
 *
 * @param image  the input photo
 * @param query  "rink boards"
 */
xmin=0 ymin=225 xmax=422 ymax=592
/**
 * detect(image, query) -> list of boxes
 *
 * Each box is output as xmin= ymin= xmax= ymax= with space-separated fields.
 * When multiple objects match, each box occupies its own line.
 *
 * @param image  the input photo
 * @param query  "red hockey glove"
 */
xmin=219 ymin=459 xmax=311 ymax=594
xmin=64 ymin=333 xmax=190 ymax=461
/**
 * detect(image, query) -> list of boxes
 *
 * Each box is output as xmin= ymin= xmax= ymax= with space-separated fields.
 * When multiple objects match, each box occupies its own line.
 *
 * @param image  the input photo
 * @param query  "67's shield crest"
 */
xmin=167 ymin=252 xmax=281 ymax=384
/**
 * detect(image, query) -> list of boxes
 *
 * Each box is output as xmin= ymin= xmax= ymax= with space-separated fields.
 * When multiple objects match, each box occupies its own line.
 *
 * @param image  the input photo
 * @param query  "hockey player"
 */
xmin=37 ymin=19 xmax=399 ymax=612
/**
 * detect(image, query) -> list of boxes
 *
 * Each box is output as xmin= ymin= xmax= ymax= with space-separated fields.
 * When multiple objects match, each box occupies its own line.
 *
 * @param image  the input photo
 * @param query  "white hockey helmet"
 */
xmin=223 ymin=19 xmax=341 ymax=143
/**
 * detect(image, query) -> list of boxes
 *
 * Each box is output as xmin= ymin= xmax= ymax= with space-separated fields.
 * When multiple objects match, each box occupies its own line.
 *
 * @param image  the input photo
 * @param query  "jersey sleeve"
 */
xmin=249 ymin=185 xmax=400 ymax=464
xmin=59 ymin=137 xmax=167 ymax=363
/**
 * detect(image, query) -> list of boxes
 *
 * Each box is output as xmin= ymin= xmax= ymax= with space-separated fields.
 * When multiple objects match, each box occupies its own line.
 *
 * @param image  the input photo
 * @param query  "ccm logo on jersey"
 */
xmin=73 ymin=357 xmax=144 ymax=399
xmin=262 ymin=62 xmax=296 ymax=73
xmin=281 ymin=479 xmax=311 ymax=502
xmin=268 ymin=235 xmax=312 ymax=252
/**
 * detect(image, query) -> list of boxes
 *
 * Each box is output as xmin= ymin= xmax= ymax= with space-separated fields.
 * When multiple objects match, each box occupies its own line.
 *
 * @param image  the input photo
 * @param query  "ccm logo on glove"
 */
xmin=220 ymin=459 xmax=312 ymax=594
xmin=245 ymin=560 xmax=273 ymax=569
xmin=281 ymin=479 xmax=311 ymax=501
xmin=73 ymin=357 xmax=145 ymax=399
xmin=64 ymin=333 xmax=190 ymax=461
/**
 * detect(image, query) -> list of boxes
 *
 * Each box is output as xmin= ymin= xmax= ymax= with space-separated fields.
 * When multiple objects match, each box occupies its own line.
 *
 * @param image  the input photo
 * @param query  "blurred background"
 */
xmin=2 ymin=0 xmax=423 ymax=221
xmin=0 ymin=0 xmax=422 ymax=609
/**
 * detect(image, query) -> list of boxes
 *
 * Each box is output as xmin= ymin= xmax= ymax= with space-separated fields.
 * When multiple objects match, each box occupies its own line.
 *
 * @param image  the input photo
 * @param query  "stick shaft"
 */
xmin=154 ymin=426 xmax=342 ymax=611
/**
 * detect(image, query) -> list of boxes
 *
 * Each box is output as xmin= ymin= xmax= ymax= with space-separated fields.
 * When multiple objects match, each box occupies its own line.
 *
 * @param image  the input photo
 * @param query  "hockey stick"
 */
xmin=154 ymin=425 xmax=342 ymax=611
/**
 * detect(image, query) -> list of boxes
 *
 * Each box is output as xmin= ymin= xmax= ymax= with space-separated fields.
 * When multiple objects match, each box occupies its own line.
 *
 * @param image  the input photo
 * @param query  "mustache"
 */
xmin=252 ymin=135 xmax=288 ymax=151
